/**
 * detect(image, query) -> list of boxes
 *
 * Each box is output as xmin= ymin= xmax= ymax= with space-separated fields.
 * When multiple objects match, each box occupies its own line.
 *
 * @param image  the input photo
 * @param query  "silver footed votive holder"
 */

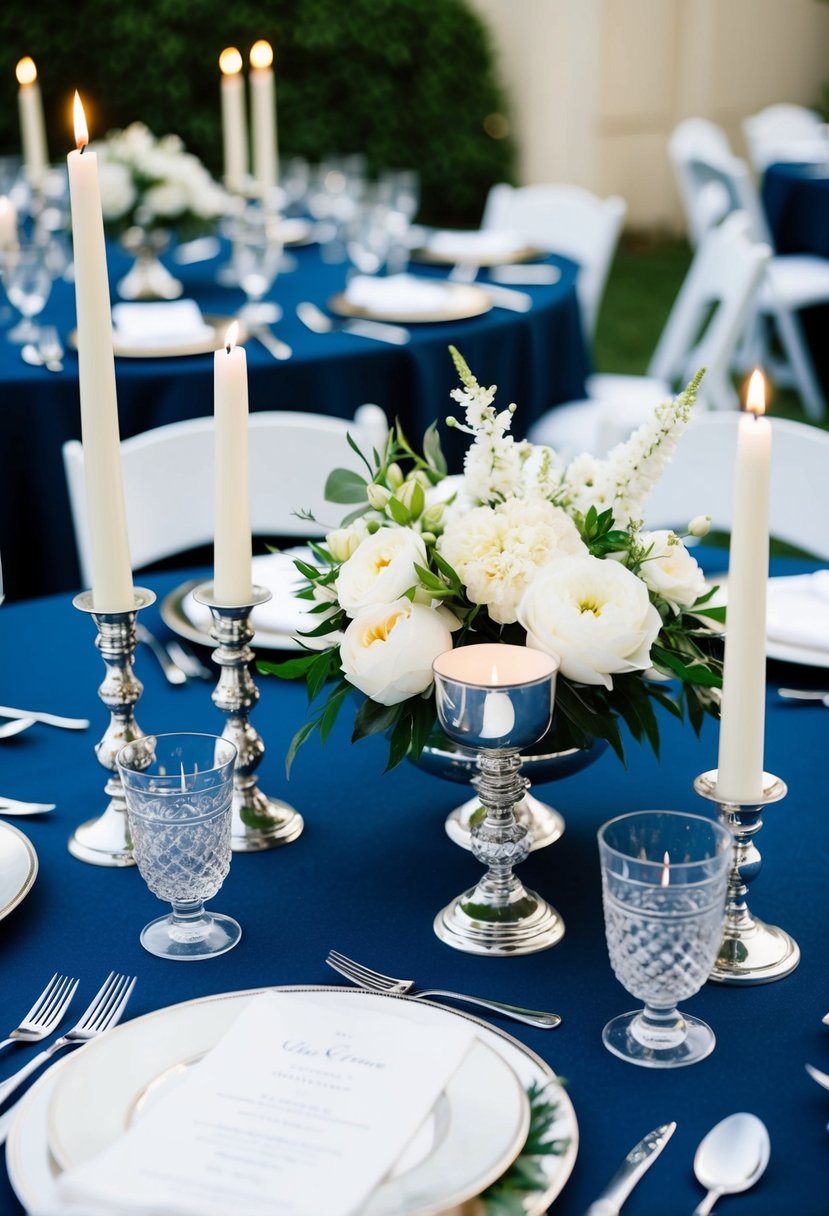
xmin=432 ymin=643 xmax=563 ymax=956
xmin=694 ymin=768 xmax=800 ymax=983
xmin=70 ymin=587 xmax=156 ymax=867
xmin=193 ymin=583 xmax=304 ymax=852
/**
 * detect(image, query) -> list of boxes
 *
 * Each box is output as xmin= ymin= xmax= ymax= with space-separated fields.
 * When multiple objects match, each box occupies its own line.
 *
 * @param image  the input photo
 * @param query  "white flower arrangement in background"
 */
xmin=264 ymin=348 xmax=724 ymax=771
xmin=94 ymin=122 xmax=229 ymax=239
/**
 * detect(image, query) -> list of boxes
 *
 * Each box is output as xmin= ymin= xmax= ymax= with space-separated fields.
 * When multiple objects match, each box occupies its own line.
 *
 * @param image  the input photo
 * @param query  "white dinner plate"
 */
xmin=69 ymin=314 xmax=250 ymax=360
xmin=8 ymin=987 xmax=577 ymax=1216
xmin=329 ymin=282 xmax=492 ymax=324
xmin=709 ymin=573 xmax=829 ymax=668
xmin=0 ymin=820 xmax=38 ymax=922
xmin=160 ymin=549 xmax=328 ymax=652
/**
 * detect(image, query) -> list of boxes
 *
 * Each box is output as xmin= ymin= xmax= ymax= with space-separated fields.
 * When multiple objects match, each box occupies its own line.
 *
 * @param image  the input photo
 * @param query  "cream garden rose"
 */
xmin=438 ymin=497 xmax=586 ymax=625
xmin=336 ymin=528 xmax=426 ymax=616
xmin=638 ymin=530 xmax=708 ymax=613
xmin=518 ymin=554 xmax=662 ymax=688
xmin=339 ymin=600 xmax=452 ymax=705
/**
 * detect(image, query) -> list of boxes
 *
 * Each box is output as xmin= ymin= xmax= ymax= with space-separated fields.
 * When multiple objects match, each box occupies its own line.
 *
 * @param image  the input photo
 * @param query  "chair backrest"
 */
xmin=669 ymin=118 xmax=758 ymax=247
xmin=644 ymin=411 xmax=829 ymax=560
xmin=647 ymin=211 xmax=771 ymax=410
xmin=481 ymin=182 xmax=627 ymax=338
xmin=743 ymin=103 xmax=825 ymax=174
xmin=63 ymin=405 xmax=389 ymax=587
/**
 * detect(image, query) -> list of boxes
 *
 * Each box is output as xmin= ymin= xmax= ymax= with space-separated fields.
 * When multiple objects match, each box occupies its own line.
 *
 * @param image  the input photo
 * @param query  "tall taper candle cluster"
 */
xmin=16 ymin=57 xmax=49 ymax=186
xmin=217 ymin=39 xmax=278 ymax=197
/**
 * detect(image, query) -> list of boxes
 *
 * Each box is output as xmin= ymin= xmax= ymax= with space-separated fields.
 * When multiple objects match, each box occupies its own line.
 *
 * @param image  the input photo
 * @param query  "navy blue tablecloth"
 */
xmin=0 ymin=243 xmax=588 ymax=604
xmin=761 ymin=161 xmax=829 ymax=400
xmin=0 ymin=553 xmax=827 ymax=1214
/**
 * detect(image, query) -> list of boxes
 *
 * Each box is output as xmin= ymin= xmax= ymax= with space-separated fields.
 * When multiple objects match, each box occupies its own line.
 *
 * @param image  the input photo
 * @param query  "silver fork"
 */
xmin=0 ymin=974 xmax=79 ymax=1055
xmin=0 ymin=971 xmax=136 ymax=1110
xmin=325 ymin=950 xmax=561 ymax=1029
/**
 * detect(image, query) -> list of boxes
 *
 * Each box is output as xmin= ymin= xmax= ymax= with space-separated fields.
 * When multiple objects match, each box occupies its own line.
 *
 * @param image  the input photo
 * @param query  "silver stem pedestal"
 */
xmin=70 ymin=588 xmax=156 ymax=867
xmin=694 ymin=768 xmax=800 ymax=984
xmin=434 ymin=750 xmax=565 ymax=956
xmin=194 ymin=583 xmax=304 ymax=853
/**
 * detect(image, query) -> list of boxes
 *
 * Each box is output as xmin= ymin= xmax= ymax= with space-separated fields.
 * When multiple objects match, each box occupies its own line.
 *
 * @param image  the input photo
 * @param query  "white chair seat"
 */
xmin=527 ymin=377 xmax=673 ymax=457
xmin=762 ymin=255 xmax=829 ymax=310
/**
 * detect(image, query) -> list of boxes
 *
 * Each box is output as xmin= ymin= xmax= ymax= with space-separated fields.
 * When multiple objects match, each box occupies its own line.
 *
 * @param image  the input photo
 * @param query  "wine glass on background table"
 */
xmin=117 ymin=733 xmax=241 ymax=961
xmin=230 ymin=209 xmax=284 ymax=325
xmin=1 ymin=242 xmax=53 ymax=344
xmin=598 ymin=810 xmax=732 ymax=1068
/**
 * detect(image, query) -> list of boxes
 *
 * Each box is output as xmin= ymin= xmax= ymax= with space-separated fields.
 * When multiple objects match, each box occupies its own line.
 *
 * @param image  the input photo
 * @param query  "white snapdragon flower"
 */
xmin=336 ymin=528 xmax=426 ymax=615
xmin=518 ymin=554 xmax=662 ymax=688
xmin=560 ymin=452 xmax=617 ymax=518
xmin=637 ymin=530 xmax=708 ymax=613
xmin=339 ymin=600 xmax=452 ymax=705
xmin=439 ymin=497 xmax=586 ymax=625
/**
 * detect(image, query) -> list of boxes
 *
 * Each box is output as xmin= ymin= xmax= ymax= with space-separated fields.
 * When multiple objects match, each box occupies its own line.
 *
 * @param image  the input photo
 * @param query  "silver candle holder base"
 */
xmin=445 ymin=793 xmax=565 ymax=852
xmin=70 ymin=588 xmax=156 ymax=867
xmin=194 ymin=584 xmax=304 ymax=853
xmin=694 ymin=768 xmax=800 ymax=984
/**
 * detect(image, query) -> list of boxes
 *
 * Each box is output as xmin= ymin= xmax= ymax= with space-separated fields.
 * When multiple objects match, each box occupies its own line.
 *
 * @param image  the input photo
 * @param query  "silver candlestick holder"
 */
xmin=70 ymin=587 xmax=156 ymax=867
xmin=431 ymin=643 xmax=564 ymax=956
xmin=694 ymin=768 xmax=800 ymax=983
xmin=193 ymin=583 xmax=304 ymax=852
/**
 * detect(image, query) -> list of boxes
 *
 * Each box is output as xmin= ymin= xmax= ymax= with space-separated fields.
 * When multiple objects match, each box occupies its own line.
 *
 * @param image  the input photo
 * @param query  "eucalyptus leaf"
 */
xmin=325 ymin=468 xmax=369 ymax=504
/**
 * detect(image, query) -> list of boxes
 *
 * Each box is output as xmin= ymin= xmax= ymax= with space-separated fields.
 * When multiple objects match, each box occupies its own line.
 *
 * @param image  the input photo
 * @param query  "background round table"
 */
xmin=0 ymin=242 xmax=589 ymax=603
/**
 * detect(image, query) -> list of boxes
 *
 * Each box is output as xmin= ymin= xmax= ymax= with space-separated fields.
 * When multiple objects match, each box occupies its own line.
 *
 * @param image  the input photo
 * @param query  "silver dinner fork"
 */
xmin=0 ymin=974 xmax=79 ymax=1055
xmin=0 ymin=971 xmax=136 ymax=1110
xmin=325 ymin=949 xmax=561 ymax=1029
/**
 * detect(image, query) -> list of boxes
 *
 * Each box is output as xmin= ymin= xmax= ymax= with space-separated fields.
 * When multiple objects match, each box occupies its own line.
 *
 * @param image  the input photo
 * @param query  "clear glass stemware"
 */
xmin=229 ymin=208 xmax=284 ymax=325
xmin=598 ymin=810 xmax=732 ymax=1068
xmin=1 ymin=243 xmax=53 ymax=344
xmin=117 ymin=733 xmax=240 ymax=961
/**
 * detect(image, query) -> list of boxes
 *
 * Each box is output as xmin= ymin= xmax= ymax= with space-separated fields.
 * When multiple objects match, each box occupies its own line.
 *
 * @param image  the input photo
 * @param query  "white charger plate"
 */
xmin=0 ymin=821 xmax=37 ymax=922
xmin=8 ymin=987 xmax=577 ymax=1216
xmin=329 ymin=282 xmax=491 ymax=324
xmin=709 ymin=573 xmax=829 ymax=668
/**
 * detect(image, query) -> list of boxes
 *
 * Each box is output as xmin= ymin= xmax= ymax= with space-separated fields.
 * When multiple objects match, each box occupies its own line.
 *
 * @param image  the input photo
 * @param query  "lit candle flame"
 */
xmin=219 ymin=46 xmax=243 ymax=76
xmin=250 ymin=39 xmax=273 ymax=70
xmin=224 ymin=320 xmax=239 ymax=353
xmin=745 ymin=369 xmax=766 ymax=418
xmin=15 ymin=57 xmax=37 ymax=87
xmin=73 ymin=91 xmax=89 ymax=151
xmin=660 ymin=851 xmax=670 ymax=888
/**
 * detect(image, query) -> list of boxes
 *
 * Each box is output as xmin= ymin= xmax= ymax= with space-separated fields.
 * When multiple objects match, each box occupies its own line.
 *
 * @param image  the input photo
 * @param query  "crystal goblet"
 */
xmin=117 ymin=733 xmax=240 ymax=961
xmin=598 ymin=810 xmax=732 ymax=1068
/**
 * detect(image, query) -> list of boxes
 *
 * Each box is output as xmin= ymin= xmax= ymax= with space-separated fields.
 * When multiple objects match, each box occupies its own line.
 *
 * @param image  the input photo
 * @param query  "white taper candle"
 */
xmin=213 ymin=322 xmax=252 ymax=605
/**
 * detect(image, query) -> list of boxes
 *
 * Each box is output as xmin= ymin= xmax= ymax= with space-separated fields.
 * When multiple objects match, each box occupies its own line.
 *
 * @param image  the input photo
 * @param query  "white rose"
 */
xmin=518 ymin=554 xmax=662 ymax=689
xmin=336 ymin=528 xmax=426 ymax=615
xmin=638 ymin=530 xmax=708 ymax=613
xmin=438 ymin=497 xmax=586 ymax=625
xmin=340 ymin=600 xmax=452 ymax=705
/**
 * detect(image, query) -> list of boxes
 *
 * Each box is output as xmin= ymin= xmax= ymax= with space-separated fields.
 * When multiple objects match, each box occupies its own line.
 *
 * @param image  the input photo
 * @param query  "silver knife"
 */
xmin=585 ymin=1122 xmax=677 ymax=1216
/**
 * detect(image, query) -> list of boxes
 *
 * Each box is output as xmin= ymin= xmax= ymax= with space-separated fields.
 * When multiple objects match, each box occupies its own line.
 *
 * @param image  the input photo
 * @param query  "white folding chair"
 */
xmin=63 ymin=406 xmax=389 ymax=587
xmin=644 ymin=411 xmax=829 ymax=562
xmin=527 ymin=213 xmax=770 ymax=456
xmin=668 ymin=119 xmax=735 ymax=247
xmin=669 ymin=128 xmax=829 ymax=420
xmin=743 ymin=103 xmax=827 ymax=175
xmin=480 ymin=182 xmax=627 ymax=339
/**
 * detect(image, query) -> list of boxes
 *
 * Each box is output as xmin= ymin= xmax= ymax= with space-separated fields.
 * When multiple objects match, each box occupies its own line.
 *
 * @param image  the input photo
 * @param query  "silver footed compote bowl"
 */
xmin=117 ymin=732 xmax=241 ymax=960
xmin=432 ymin=643 xmax=564 ymax=956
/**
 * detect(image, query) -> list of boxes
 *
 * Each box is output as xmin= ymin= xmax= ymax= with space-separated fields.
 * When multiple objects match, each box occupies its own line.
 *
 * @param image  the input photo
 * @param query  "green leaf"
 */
xmin=346 ymin=429 xmax=373 ymax=476
xmin=293 ymin=559 xmax=321 ymax=581
xmin=352 ymin=698 xmax=401 ymax=741
xmin=318 ymin=683 xmax=350 ymax=743
xmin=387 ymin=495 xmax=411 ymax=526
xmin=258 ymin=653 xmax=319 ymax=680
xmin=285 ymin=720 xmax=317 ymax=777
xmin=306 ymin=647 xmax=339 ymax=702
xmin=651 ymin=644 xmax=722 ymax=688
xmin=413 ymin=562 xmax=446 ymax=593
xmin=386 ymin=713 xmax=413 ymax=770
xmin=325 ymin=468 xmax=369 ymax=504
xmin=422 ymin=421 xmax=447 ymax=475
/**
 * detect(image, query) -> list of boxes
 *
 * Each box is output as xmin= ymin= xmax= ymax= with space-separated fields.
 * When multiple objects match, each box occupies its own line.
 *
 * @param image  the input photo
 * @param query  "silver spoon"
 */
xmin=692 ymin=1112 xmax=770 ymax=1216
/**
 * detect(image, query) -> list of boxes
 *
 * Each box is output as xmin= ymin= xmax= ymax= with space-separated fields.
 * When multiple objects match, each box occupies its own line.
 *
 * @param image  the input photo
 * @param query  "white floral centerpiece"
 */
xmin=263 ymin=349 xmax=723 ymax=771
xmin=95 ymin=122 xmax=229 ymax=240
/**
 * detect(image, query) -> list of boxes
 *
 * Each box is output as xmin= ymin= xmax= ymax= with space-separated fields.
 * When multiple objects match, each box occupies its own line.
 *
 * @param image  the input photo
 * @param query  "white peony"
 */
xmin=336 ymin=528 xmax=426 ymax=615
xmin=637 ymin=530 xmax=708 ymax=613
xmin=438 ymin=497 xmax=586 ymax=625
xmin=518 ymin=554 xmax=662 ymax=689
xmin=340 ymin=600 xmax=452 ymax=705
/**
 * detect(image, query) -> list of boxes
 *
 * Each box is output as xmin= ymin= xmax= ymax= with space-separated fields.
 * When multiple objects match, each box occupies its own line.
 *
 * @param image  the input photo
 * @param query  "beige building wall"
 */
xmin=469 ymin=0 xmax=829 ymax=231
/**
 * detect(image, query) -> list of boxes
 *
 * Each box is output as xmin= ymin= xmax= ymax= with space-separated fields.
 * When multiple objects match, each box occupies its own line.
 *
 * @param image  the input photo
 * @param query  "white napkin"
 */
xmin=344 ymin=273 xmax=450 ymax=315
xmin=111 ymin=300 xmax=215 ymax=348
xmin=766 ymin=571 xmax=829 ymax=650
xmin=57 ymin=991 xmax=474 ymax=1216
xmin=426 ymin=228 xmax=528 ymax=259
xmin=180 ymin=550 xmax=323 ymax=644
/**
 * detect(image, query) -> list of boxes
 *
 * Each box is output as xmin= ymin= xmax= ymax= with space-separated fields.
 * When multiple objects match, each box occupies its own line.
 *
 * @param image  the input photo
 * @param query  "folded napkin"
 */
xmin=58 ymin=991 xmax=474 ymax=1216
xmin=426 ymin=228 xmax=528 ymax=260
xmin=766 ymin=571 xmax=829 ymax=651
xmin=111 ymin=300 xmax=215 ymax=348
xmin=344 ymin=273 xmax=451 ymax=315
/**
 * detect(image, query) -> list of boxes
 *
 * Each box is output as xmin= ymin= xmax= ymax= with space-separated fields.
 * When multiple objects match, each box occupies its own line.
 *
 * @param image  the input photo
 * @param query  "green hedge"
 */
xmin=0 ymin=0 xmax=515 ymax=226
